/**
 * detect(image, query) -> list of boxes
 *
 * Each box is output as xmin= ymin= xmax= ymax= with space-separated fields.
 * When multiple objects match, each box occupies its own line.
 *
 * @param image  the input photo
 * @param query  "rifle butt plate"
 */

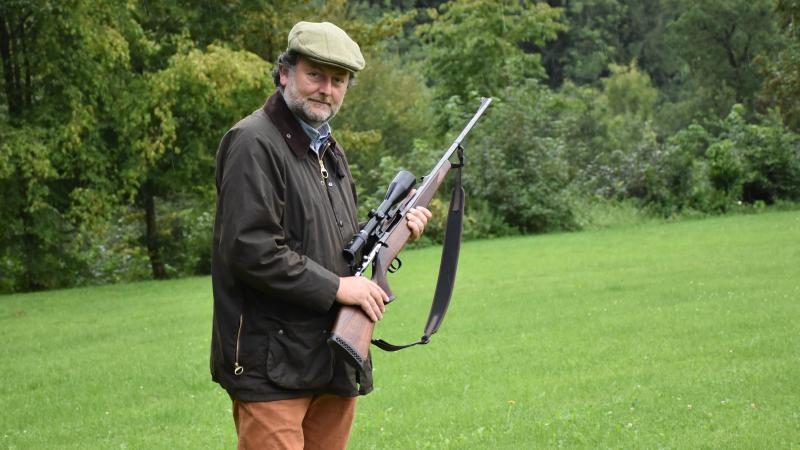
xmin=328 ymin=334 xmax=367 ymax=372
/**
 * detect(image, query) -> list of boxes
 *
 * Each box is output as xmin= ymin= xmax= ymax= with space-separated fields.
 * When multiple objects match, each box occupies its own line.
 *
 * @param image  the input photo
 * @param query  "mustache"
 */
xmin=308 ymin=97 xmax=331 ymax=106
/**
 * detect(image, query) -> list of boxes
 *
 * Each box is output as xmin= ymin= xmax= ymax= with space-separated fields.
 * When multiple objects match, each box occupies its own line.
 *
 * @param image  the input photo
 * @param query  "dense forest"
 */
xmin=1 ymin=0 xmax=799 ymax=293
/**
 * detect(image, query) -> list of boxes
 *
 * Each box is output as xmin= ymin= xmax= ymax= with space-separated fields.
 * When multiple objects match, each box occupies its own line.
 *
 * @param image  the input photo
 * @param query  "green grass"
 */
xmin=2 ymin=211 xmax=799 ymax=449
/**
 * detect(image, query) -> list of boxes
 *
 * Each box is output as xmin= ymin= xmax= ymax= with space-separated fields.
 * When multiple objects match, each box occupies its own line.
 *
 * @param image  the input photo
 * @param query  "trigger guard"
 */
xmin=388 ymin=257 xmax=402 ymax=273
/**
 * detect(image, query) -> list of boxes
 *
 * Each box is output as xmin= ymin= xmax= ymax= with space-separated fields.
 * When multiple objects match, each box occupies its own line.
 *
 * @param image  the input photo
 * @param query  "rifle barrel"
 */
xmin=410 ymin=97 xmax=493 ymax=205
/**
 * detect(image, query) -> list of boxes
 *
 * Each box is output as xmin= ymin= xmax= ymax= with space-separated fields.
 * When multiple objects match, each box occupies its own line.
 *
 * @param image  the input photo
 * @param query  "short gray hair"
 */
xmin=271 ymin=51 xmax=300 ymax=87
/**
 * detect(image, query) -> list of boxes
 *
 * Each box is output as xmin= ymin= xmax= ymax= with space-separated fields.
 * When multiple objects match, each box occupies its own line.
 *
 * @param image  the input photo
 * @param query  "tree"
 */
xmin=417 ymin=0 xmax=564 ymax=119
xmin=665 ymin=0 xmax=780 ymax=120
xmin=466 ymin=80 xmax=578 ymax=233
xmin=616 ymin=0 xmax=683 ymax=88
xmin=760 ymin=0 xmax=800 ymax=131
xmin=583 ymin=62 xmax=661 ymax=201
xmin=0 ymin=0 xmax=138 ymax=291
xmin=118 ymin=45 xmax=272 ymax=278
xmin=540 ymin=0 xmax=626 ymax=87
xmin=130 ymin=0 xmax=318 ymax=66
xmin=333 ymin=52 xmax=436 ymax=216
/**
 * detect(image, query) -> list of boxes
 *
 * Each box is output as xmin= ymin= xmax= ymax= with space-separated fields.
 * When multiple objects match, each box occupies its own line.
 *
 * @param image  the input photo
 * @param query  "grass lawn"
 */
xmin=1 ymin=210 xmax=799 ymax=449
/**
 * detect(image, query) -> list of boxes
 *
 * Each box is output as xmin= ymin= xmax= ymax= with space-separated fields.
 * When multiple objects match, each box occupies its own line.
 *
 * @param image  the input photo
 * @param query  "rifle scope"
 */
xmin=343 ymin=170 xmax=416 ymax=264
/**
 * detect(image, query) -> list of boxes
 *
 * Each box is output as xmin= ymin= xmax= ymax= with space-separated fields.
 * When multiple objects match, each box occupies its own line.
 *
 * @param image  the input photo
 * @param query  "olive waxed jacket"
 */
xmin=210 ymin=91 xmax=372 ymax=401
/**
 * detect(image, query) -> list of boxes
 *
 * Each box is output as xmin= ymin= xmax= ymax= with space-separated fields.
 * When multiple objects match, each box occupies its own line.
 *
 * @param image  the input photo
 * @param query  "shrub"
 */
xmin=467 ymin=81 xmax=580 ymax=233
xmin=655 ymin=104 xmax=800 ymax=213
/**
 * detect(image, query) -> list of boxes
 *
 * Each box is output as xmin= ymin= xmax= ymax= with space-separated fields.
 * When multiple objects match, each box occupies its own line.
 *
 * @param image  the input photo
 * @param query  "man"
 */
xmin=210 ymin=21 xmax=431 ymax=449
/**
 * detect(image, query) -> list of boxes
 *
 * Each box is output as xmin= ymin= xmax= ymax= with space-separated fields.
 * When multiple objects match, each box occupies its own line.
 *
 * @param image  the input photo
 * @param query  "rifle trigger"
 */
xmin=388 ymin=257 xmax=402 ymax=273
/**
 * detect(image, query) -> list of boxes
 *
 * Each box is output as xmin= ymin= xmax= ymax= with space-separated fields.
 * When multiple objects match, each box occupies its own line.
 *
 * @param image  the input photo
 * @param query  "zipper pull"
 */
xmin=318 ymin=158 xmax=329 ymax=183
xmin=234 ymin=314 xmax=244 ymax=375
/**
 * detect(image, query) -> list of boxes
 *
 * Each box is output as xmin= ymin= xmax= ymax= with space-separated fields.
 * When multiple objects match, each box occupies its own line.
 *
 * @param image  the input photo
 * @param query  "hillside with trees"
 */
xmin=1 ymin=0 xmax=798 ymax=293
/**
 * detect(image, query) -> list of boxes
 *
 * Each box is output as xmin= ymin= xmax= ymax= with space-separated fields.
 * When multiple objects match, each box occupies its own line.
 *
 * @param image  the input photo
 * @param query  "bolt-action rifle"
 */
xmin=328 ymin=97 xmax=493 ymax=371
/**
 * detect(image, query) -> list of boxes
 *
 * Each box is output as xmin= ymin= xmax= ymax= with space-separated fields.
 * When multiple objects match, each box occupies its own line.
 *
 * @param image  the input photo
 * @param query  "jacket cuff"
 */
xmin=303 ymin=259 xmax=341 ymax=313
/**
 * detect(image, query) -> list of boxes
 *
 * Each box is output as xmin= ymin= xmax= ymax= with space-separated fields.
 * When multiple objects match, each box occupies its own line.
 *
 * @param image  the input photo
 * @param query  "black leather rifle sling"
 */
xmin=372 ymin=146 xmax=465 ymax=352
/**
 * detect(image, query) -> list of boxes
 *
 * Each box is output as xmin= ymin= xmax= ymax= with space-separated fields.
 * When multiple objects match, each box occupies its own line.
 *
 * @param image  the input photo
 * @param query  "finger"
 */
xmin=377 ymin=293 xmax=386 ymax=312
xmin=370 ymin=293 xmax=383 ymax=320
xmin=376 ymin=288 xmax=388 ymax=306
xmin=414 ymin=214 xmax=425 ymax=230
xmin=406 ymin=215 xmax=419 ymax=228
xmin=416 ymin=206 xmax=432 ymax=219
xmin=361 ymin=281 xmax=380 ymax=321
xmin=407 ymin=222 xmax=421 ymax=239
xmin=407 ymin=210 xmax=429 ymax=233
xmin=406 ymin=213 xmax=422 ymax=228
xmin=370 ymin=280 xmax=389 ymax=303
xmin=362 ymin=301 xmax=378 ymax=322
xmin=372 ymin=286 xmax=386 ymax=313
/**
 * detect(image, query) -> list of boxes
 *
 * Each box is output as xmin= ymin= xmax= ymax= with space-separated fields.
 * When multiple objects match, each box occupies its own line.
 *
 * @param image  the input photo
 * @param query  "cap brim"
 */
xmin=302 ymin=55 xmax=361 ymax=74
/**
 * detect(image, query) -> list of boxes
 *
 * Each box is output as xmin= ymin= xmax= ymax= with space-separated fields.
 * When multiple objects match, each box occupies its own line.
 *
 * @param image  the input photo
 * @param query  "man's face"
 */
xmin=280 ymin=57 xmax=350 ymax=127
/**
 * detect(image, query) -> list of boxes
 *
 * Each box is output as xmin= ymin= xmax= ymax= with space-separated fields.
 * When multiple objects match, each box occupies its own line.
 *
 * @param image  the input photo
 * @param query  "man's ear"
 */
xmin=279 ymin=65 xmax=289 ymax=88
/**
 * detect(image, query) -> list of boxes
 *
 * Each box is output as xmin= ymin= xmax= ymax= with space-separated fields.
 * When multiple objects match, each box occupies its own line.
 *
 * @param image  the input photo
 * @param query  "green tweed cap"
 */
xmin=287 ymin=21 xmax=365 ymax=72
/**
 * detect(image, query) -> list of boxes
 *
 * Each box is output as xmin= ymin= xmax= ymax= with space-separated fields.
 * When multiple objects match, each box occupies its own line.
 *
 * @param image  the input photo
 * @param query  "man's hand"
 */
xmin=336 ymin=276 xmax=389 ymax=322
xmin=406 ymin=206 xmax=432 ymax=241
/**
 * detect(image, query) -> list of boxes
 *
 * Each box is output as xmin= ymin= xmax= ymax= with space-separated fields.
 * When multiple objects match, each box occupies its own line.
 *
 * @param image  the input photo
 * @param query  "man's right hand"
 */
xmin=335 ymin=276 xmax=388 ymax=322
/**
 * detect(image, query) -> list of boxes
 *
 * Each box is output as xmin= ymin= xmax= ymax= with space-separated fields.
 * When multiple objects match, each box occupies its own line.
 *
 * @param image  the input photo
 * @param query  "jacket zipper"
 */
xmin=316 ymin=143 xmax=349 ymax=241
xmin=318 ymin=144 xmax=330 ymax=184
xmin=318 ymin=158 xmax=329 ymax=184
xmin=233 ymin=314 xmax=244 ymax=375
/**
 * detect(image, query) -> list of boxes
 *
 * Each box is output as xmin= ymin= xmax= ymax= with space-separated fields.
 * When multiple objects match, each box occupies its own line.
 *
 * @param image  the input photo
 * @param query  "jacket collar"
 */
xmin=263 ymin=90 xmax=342 ymax=159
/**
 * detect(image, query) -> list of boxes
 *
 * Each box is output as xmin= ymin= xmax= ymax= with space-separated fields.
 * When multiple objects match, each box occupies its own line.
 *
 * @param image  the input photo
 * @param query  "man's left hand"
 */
xmin=406 ymin=206 xmax=432 ymax=241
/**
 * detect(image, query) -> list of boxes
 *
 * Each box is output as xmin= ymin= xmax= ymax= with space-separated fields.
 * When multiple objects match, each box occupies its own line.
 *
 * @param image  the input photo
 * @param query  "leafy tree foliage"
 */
xmin=541 ymin=0 xmax=684 ymax=89
xmin=334 ymin=54 xmax=437 ymax=217
xmin=417 ymin=0 xmax=564 ymax=116
xmin=581 ymin=62 xmax=660 ymax=201
xmin=615 ymin=0 xmax=683 ymax=88
xmin=711 ymin=106 xmax=800 ymax=205
xmin=120 ymin=45 xmax=273 ymax=277
xmin=1 ymin=0 xmax=798 ymax=293
xmin=761 ymin=0 xmax=800 ymax=131
xmin=664 ymin=0 xmax=780 ymax=123
xmin=467 ymin=81 xmax=578 ymax=233
xmin=541 ymin=0 xmax=625 ymax=86
xmin=0 ymin=0 xmax=138 ymax=291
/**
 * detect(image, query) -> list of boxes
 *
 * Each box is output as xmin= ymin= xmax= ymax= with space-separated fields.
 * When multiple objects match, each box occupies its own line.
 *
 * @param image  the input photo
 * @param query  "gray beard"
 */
xmin=281 ymin=85 xmax=338 ymax=128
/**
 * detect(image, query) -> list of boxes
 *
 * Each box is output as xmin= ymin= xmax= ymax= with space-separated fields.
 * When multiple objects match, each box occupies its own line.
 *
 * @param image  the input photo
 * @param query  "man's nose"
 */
xmin=317 ymin=76 xmax=332 ymax=95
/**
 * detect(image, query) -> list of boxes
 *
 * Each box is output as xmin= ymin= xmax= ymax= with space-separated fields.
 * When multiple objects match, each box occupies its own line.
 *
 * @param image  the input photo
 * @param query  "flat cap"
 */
xmin=287 ymin=21 xmax=365 ymax=72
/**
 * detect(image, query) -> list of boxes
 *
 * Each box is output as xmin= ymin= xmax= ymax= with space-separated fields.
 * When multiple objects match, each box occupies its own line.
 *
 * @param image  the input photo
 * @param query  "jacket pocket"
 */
xmin=265 ymin=316 xmax=334 ymax=390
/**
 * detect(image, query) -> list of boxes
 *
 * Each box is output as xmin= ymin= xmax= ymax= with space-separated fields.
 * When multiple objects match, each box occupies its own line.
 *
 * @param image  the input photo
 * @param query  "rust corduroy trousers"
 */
xmin=232 ymin=395 xmax=358 ymax=450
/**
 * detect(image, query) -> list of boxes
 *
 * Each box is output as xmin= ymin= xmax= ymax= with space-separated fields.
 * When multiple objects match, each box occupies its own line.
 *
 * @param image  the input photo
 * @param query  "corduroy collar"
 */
xmin=262 ymin=90 xmax=341 ymax=159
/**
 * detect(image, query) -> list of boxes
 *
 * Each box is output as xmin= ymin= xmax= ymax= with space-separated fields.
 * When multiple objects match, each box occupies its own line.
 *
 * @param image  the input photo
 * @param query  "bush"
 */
xmin=467 ymin=81 xmax=581 ymax=233
xmin=651 ymin=105 xmax=800 ymax=213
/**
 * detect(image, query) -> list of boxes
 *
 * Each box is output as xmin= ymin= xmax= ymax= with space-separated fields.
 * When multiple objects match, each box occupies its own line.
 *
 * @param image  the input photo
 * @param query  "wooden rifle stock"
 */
xmin=329 ymin=98 xmax=492 ymax=371
xmin=328 ymin=162 xmax=450 ymax=370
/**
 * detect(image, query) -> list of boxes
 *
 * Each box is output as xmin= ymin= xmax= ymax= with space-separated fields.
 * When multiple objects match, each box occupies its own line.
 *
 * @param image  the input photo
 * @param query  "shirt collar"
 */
xmin=265 ymin=89 xmax=336 ymax=157
xmin=296 ymin=116 xmax=332 ymax=155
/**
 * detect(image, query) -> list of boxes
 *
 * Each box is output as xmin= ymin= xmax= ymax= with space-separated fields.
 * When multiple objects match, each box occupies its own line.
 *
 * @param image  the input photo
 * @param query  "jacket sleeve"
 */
xmin=216 ymin=128 xmax=339 ymax=313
